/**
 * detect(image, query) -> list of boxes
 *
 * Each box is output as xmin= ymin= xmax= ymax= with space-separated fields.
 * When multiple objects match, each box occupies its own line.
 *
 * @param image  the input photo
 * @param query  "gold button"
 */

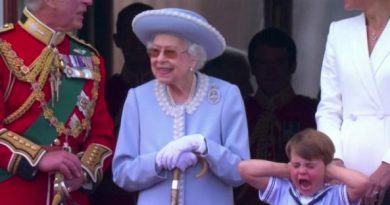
xmin=53 ymin=139 xmax=61 ymax=146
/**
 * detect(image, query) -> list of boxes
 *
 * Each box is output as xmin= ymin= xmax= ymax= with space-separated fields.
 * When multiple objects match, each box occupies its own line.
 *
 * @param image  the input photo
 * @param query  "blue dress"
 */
xmin=112 ymin=73 xmax=250 ymax=205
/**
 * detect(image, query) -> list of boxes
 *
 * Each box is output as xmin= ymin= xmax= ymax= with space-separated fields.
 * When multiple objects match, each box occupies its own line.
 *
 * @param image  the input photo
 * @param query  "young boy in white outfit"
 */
xmin=239 ymin=128 xmax=368 ymax=205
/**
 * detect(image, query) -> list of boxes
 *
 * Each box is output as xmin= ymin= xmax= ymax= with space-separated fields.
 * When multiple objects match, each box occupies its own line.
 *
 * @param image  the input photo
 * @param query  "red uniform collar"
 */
xmin=18 ymin=8 xmax=65 ymax=46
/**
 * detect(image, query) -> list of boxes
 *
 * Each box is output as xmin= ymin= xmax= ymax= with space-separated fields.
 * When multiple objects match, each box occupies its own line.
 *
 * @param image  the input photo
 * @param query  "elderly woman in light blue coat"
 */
xmin=112 ymin=8 xmax=250 ymax=205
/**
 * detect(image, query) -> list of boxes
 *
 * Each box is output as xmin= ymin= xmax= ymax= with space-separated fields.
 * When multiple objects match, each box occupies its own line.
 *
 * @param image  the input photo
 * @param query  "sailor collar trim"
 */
xmin=19 ymin=8 xmax=65 ymax=46
xmin=288 ymin=182 xmax=333 ymax=205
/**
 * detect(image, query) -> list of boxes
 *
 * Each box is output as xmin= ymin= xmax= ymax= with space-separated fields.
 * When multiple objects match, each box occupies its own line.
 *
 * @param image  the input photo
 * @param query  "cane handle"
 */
xmin=196 ymin=157 xmax=208 ymax=177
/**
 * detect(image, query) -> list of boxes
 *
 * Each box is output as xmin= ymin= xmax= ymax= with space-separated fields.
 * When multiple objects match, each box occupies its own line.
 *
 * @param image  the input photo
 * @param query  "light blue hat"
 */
xmin=132 ymin=8 xmax=226 ymax=60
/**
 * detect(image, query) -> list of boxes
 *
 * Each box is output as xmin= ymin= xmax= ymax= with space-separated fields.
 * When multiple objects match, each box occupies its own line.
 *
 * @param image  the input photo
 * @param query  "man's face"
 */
xmin=252 ymin=45 xmax=292 ymax=96
xmin=53 ymin=0 xmax=93 ymax=31
xmin=114 ymin=24 xmax=149 ymax=67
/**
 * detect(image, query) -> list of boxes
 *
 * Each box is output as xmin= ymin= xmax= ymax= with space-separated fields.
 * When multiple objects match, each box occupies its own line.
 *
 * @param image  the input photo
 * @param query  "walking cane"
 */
xmin=171 ymin=168 xmax=181 ymax=205
xmin=170 ymin=157 xmax=209 ymax=205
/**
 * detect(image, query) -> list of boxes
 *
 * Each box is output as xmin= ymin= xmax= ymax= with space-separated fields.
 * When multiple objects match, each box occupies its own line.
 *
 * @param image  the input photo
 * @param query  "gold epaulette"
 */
xmin=66 ymin=32 xmax=100 ymax=55
xmin=0 ymin=23 xmax=14 ymax=33
xmin=80 ymin=143 xmax=112 ymax=183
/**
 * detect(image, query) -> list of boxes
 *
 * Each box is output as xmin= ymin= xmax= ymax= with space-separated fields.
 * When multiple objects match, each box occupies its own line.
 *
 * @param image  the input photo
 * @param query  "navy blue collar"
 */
xmin=288 ymin=184 xmax=333 ymax=205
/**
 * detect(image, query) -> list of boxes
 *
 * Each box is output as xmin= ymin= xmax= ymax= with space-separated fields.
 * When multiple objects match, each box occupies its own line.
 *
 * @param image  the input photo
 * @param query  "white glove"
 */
xmin=175 ymin=152 xmax=198 ymax=171
xmin=155 ymin=134 xmax=206 ymax=170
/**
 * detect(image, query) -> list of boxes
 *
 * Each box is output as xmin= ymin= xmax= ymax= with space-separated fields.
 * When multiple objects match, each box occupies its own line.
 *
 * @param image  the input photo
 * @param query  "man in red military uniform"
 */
xmin=0 ymin=0 xmax=115 ymax=204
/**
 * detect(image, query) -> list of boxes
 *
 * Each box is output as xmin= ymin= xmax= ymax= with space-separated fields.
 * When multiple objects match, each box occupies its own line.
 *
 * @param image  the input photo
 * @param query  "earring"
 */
xmin=190 ymin=67 xmax=194 ymax=72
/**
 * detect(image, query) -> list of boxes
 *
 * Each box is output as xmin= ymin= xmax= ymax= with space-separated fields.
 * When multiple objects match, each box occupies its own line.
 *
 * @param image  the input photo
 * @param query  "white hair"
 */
xmin=187 ymin=43 xmax=207 ymax=70
xmin=25 ymin=0 xmax=43 ymax=12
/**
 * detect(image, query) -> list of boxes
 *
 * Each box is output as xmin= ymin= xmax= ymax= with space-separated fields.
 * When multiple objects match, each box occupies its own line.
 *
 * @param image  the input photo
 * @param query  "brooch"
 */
xmin=208 ymin=85 xmax=220 ymax=104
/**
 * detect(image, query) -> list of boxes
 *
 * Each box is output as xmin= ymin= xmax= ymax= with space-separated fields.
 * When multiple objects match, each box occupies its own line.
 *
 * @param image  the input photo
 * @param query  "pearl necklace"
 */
xmin=167 ymin=73 xmax=197 ymax=106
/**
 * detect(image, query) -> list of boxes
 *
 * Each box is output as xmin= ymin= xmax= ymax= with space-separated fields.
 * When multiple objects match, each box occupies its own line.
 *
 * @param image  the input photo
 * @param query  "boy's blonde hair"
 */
xmin=285 ymin=128 xmax=335 ymax=165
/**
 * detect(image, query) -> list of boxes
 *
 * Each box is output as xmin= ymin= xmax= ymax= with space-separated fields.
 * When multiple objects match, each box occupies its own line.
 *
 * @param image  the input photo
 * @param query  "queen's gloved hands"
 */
xmin=175 ymin=152 xmax=198 ymax=171
xmin=156 ymin=134 xmax=206 ymax=170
